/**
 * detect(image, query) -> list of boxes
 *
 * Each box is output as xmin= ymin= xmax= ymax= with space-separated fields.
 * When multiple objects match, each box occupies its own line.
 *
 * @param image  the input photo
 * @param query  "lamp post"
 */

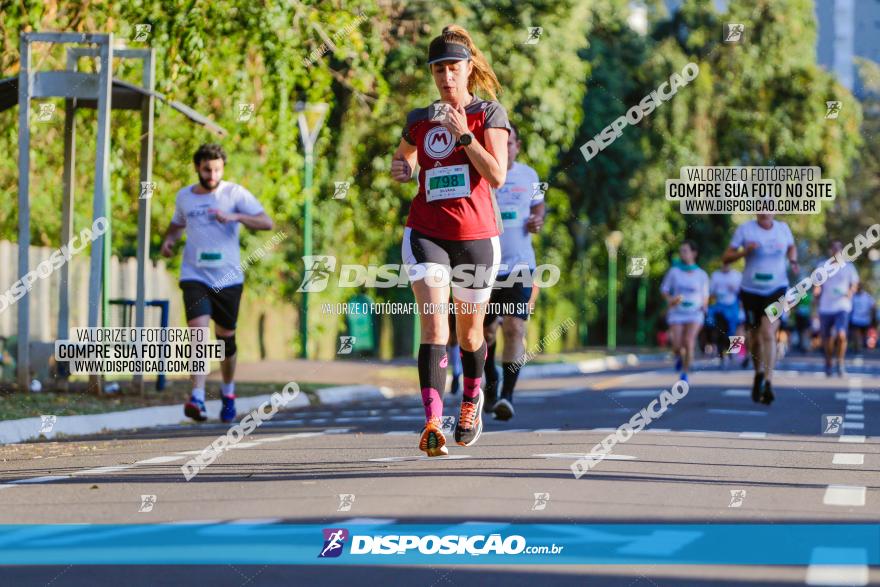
xmin=296 ymin=101 xmax=328 ymax=358
xmin=605 ymin=230 xmax=623 ymax=351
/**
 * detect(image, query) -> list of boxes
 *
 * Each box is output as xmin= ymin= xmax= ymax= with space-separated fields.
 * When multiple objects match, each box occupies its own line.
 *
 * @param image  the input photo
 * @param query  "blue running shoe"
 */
xmin=184 ymin=397 xmax=207 ymax=422
xmin=674 ymin=357 xmax=682 ymax=372
xmin=220 ymin=395 xmax=237 ymax=423
xmin=679 ymin=372 xmax=688 ymax=383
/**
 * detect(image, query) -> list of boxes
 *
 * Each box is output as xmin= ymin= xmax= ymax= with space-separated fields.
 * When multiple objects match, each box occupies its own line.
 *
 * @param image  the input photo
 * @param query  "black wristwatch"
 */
xmin=456 ymin=132 xmax=473 ymax=147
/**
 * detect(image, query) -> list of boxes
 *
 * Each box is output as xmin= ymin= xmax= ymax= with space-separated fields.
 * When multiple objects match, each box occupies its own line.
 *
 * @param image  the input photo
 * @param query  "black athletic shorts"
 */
xmin=484 ymin=278 xmax=533 ymax=324
xmin=180 ymin=280 xmax=243 ymax=330
xmin=739 ymin=287 xmax=787 ymax=328
xmin=402 ymin=227 xmax=500 ymax=303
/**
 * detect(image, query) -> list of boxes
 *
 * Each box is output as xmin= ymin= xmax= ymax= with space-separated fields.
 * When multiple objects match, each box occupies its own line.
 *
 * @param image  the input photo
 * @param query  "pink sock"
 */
xmin=463 ymin=377 xmax=481 ymax=398
xmin=421 ymin=387 xmax=443 ymax=421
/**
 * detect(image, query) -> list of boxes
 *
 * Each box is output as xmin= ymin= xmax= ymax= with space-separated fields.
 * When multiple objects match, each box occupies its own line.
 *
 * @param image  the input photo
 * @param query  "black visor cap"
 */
xmin=427 ymin=38 xmax=471 ymax=65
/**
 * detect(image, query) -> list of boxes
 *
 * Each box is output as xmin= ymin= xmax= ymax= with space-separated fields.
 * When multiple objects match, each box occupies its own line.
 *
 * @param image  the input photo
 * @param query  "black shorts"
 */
xmin=739 ymin=287 xmax=786 ymax=328
xmin=180 ymin=280 xmax=243 ymax=330
xmin=402 ymin=227 xmax=500 ymax=303
xmin=484 ymin=279 xmax=533 ymax=324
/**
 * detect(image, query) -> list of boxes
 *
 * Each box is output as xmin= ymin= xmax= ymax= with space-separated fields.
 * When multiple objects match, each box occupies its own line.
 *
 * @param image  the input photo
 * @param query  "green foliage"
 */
xmin=0 ymin=0 xmax=867 ymax=351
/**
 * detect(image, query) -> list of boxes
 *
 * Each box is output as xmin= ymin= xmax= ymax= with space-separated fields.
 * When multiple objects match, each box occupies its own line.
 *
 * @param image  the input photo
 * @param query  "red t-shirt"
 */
xmin=402 ymin=96 xmax=510 ymax=241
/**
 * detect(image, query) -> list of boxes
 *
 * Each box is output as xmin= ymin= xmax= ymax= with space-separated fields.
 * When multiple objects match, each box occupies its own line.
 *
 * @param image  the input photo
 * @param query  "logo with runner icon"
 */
xmin=822 ymin=415 xmax=843 ymax=435
xmin=337 ymin=336 xmax=356 ymax=355
xmin=728 ymin=489 xmax=746 ymax=508
xmin=297 ymin=255 xmax=337 ymax=293
xmin=627 ymin=257 xmax=648 ymax=277
xmin=726 ymin=336 xmax=745 ymax=354
xmin=319 ymin=528 xmax=349 ymax=558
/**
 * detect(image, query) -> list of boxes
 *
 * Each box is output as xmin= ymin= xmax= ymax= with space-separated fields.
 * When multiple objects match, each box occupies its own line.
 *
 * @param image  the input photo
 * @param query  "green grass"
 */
xmin=0 ymin=380 xmax=331 ymax=421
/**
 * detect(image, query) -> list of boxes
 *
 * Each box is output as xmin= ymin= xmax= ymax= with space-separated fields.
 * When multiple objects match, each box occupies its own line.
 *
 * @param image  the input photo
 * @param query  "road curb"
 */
xmin=0 ymin=389 xmax=312 ymax=445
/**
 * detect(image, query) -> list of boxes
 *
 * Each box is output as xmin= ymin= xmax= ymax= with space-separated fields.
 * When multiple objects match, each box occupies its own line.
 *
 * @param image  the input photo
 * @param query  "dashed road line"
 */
xmin=823 ymin=485 xmax=866 ymax=507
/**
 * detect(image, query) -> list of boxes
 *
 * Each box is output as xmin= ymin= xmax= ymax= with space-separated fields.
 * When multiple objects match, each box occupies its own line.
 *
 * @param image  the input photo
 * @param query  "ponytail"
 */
xmin=437 ymin=25 xmax=502 ymax=101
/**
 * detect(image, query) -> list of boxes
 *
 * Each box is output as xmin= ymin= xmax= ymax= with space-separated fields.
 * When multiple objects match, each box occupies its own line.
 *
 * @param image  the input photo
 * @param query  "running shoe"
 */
xmin=837 ymin=363 xmax=848 ymax=378
xmin=825 ymin=362 xmax=833 ymax=378
xmin=455 ymin=390 xmax=484 ymax=446
xmin=751 ymin=372 xmax=764 ymax=403
xmin=184 ymin=397 xmax=207 ymax=422
xmin=220 ymin=395 xmax=237 ymax=423
xmin=493 ymin=397 xmax=515 ymax=421
xmin=679 ymin=372 xmax=688 ymax=383
xmin=759 ymin=379 xmax=775 ymax=405
xmin=674 ymin=356 xmax=683 ymax=372
xmin=419 ymin=417 xmax=448 ymax=457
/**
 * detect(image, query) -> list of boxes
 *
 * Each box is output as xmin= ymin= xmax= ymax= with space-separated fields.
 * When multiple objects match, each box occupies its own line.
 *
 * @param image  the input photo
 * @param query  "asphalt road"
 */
xmin=1 ymin=352 xmax=878 ymax=586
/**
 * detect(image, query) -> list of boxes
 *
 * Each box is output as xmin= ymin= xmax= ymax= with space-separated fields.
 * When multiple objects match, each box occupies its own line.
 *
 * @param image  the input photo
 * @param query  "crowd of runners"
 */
xmin=156 ymin=24 xmax=877 ymax=458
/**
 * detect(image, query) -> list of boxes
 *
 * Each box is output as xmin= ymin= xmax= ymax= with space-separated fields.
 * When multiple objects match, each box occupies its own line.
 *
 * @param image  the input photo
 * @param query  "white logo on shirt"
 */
xmin=424 ymin=126 xmax=455 ymax=159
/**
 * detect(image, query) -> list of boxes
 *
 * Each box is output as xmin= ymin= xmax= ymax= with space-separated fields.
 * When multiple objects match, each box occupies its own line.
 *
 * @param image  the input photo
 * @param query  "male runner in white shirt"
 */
xmin=161 ymin=144 xmax=274 ymax=422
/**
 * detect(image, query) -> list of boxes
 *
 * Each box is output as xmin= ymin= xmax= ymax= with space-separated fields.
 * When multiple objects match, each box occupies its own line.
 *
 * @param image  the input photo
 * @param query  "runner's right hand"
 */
xmin=744 ymin=242 xmax=759 ymax=254
xmin=160 ymin=239 xmax=174 ymax=258
xmin=391 ymin=154 xmax=412 ymax=182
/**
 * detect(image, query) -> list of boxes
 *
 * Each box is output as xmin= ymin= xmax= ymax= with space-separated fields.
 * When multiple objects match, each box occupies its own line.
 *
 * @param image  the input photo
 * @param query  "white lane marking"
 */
xmin=611 ymin=390 xmax=663 ymax=398
xmin=832 ymin=454 xmax=865 ymax=466
xmin=325 ymin=428 xmax=351 ymax=434
xmin=8 ymin=475 xmax=71 ymax=484
xmin=642 ymin=428 xmax=671 ymax=433
xmin=533 ymin=428 xmax=562 ymax=433
xmin=839 ymin=435 xmax=866 ymax=443
xmin=250 ymin=436 xmax=291 ymax=443
xmin=722 ymin=389 xmax=750 ymax=397
xmin=73 ymin=465 xmax=136 ymax=475
xmin=842 ymin=422 xmax=865 ymax=430
xmin=228 ymin=442 xmax=261 ymax=449
xmin=835 ymin=392 xmax=878 ymax=401
xmin=823 ymin=485 xmax=866 ymax=507
xmin=389 ymin=415 xmax=419 ymax=421
xmin=806 ymin=547 xmax=868 ymax=586
xmin=845 ymin=413 xmax=865 ymax=421
xmin=738 ymin=432 xmax=767 ymax=439
xmin=535 ymin=453 xmax=637 ymax=461
xmin=846 ymin=404 xmax=864 ymax=412
xmin=334 ymin=417 xmax=355 ymax=423
xmin=310 ymin=418 xmax=329 ymax=424
xmin=135 ymin=455 xmax=185 ymax=465
xmin=384 ymin=431 xmax=413 ymax=436
xmin=368 ymin=455 xmax=471 ymax=462
xmin=708 ymin=409 xmax=767 ymax=416
xmin=178 ymin=450 xmax=205 ymax=455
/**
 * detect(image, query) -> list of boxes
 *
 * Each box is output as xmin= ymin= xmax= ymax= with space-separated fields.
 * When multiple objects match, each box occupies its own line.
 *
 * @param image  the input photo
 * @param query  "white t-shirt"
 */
xmin=171 ymin=181 xmax=265 ymax=288
xmin=729 ymin=219 xmax=794 ymax=295
xmin=661 ymin=266 xmax=710 ymax=319
xmin=710 ymin=269 xmax=742 ymax=306
xmin=817 ymin=262 xmax=859 ymax=314
xmin=495 ymin=161 xmax=542 ymax=273
xmin=851 ymin=291 xmax=874 ymax=325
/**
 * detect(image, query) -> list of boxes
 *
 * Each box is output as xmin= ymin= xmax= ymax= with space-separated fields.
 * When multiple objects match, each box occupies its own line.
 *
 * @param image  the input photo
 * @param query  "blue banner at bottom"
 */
xmin=0 ymin=523 xmax=876 ymax=565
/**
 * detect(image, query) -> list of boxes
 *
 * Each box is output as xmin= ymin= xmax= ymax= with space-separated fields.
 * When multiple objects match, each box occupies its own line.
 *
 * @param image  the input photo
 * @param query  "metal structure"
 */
xmin=1 ymin=32 xmax=226 ymax=392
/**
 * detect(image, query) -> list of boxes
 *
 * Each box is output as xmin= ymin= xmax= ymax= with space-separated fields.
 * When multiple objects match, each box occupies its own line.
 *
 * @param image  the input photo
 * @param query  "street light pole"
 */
xmin=605 ymin=230 xmax=623 ymax=351
xmin=296 ymin=102 xmax=327 ymax=359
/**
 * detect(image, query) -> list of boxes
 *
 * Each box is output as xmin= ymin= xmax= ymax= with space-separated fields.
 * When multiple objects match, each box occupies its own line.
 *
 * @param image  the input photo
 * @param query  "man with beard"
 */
xmin=161 ymin=144 xmax=274 ymax=423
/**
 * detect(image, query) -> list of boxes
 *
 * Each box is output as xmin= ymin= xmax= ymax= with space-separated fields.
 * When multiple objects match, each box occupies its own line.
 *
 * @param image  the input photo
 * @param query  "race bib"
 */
xmin=197 ymin=249 xmax=224 ymax=268
xmin=425 ymin=165 xmax=471 ymax=202
xmin=500 ymin=206 xmax=519 ymax=227
xmin=754 ymin=272 xmax=774 ymax=282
